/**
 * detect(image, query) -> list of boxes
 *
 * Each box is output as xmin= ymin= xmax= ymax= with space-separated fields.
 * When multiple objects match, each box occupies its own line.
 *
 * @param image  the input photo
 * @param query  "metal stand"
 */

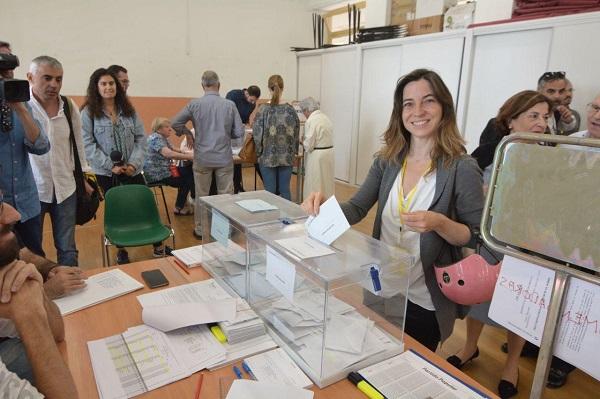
xmin=481 ymin=133 xmax=600 ymax=399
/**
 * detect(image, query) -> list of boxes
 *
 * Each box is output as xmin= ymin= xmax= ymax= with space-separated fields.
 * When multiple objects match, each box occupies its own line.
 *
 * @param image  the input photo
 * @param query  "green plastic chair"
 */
xmin=101 ymin=184 xmax=175 ymax=266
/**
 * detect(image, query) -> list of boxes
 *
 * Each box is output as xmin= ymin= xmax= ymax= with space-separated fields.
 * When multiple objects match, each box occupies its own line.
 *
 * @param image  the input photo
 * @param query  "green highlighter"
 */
xmin=347 ymin=371 xmax=384 ymax=399
xmin=210 ymin=325 xmax=227 ymax=343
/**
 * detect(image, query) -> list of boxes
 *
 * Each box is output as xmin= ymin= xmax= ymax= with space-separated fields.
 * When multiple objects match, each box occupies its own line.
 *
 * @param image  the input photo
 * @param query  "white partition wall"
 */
xmin=548 ymin=21 xmax=600 ymax=131
xmin=462 ymin=29 xmax=552 ymax=152
xmin=297 ymin=55 xmax=322 ymax=102
xmin=320 ymin=49 xmax=358 ymax=182
xmin=298 ymin=11 xmax=600 ymax=185
xmin=356 ymin=46 xmax=403 ymax=183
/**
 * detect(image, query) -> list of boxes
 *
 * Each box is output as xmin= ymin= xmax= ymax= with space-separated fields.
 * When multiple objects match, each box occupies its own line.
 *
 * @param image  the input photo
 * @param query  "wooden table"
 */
xmin=60 ymin=258 xmax=498 ymax=398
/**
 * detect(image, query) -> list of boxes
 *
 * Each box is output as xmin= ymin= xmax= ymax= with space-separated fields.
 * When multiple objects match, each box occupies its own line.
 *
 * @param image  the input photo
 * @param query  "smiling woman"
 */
xmin=303 ymin=69 xmax=487 ymax=352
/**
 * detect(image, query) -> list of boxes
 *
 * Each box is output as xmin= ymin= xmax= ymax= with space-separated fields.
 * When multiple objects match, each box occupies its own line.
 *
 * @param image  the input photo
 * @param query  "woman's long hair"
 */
xmin=378 ymin=69 xmax=465 ymax=168
xmin=495 ymin=90 xmax=552 ymax=136
xmin=81 ymin=68 xmax=135 ymax=118
xmin=268 ymin=74 xmax=284 ymax=105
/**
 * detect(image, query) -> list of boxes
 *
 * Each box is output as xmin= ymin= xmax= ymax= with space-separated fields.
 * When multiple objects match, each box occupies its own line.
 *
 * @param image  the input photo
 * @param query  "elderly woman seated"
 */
xmin=299 ymin=97 xmax=334 ymax=200
xmin=144 ymin=117 xmax=194 ymax=215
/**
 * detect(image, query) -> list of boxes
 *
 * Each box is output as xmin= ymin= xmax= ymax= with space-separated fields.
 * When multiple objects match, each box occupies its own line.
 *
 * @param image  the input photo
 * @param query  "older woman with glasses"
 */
xmin=450 ymin=90 xmax=553 ymax=399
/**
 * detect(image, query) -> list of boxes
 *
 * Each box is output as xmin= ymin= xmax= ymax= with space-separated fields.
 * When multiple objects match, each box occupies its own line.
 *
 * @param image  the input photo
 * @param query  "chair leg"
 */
xmin=159 ymin=186 xmax=172 ymax=225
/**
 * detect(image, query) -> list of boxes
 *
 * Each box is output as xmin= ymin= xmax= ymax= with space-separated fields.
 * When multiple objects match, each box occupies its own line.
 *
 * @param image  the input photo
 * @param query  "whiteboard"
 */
xmin=548 ymin=21 xmax=600 ymax=132
xmin=463 ymin=29 xmax=552 ymax=152
xmin=297 ymin=55 xmax=322 ymax=102
xmin=356 ymin=46 xmax=403 ymax=184
xmin=320 ymin=50 xmax=357 ymax=182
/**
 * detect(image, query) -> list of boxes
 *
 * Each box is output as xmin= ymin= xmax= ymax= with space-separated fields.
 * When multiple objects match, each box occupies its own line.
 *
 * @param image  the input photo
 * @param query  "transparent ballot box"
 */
xmin=199 ymin=190 xmax=307 ymax=298
xmin=246 ymin=221 xmax=415 ymax=387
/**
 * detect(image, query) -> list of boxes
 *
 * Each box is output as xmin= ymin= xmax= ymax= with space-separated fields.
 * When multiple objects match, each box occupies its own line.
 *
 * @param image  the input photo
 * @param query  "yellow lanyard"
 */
xmin=397 ymin=158 xmax=430 ymax=217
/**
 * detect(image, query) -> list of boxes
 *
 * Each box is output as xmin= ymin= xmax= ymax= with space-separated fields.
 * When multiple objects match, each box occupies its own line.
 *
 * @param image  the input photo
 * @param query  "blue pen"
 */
xmin=241 ymin=361 xmax=257 ymax=380
xmin=232 ymin=365 xmax=243 ymax=379
xmin=370 ymin=266 xmax=382 ymax=295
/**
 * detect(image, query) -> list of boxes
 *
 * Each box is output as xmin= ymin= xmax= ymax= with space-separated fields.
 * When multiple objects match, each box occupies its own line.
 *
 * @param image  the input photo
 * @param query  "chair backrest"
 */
xmin=104 ymin=184 xmax=163 ymax=231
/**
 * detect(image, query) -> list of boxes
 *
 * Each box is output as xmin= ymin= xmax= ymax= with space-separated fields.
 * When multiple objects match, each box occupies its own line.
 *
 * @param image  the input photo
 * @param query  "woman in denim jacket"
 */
xmin=81 ymin=68 xmax=147 ymax=264
xmin=81 ymin=68 xmax=146 ymax=195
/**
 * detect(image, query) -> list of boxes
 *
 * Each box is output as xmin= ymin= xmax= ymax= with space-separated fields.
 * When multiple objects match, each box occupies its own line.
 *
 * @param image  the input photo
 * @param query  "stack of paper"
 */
xmin=137 ymin=280 xmax=237 ymax=332
xmin=171 ymin=244 xmax=205 ymax=268
xmin=88 ymin=324 xmax=226 ymax=399
xmin=358 ymin=350 xmax=487 ymax=399
xmin=54 ymin=269 xmax=143 ymax=315
xmin=208 ymin=333 xmax=278 ymax=370
xmin=226 ymin=380 xmax=313 ymax=399
xmin=219 ymin=298 xmax=266 ymax=344
xmin=244 ymin=348 xmax=313 ymax=389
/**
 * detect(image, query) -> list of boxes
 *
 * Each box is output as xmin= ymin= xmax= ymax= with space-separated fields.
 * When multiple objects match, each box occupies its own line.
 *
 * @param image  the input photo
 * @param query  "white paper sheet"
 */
xmin=136 ymin=279 xmax=232 ymax=308
xmin=211 ymin=209 xmax=231 ymax=247
xmin=88 ymin=325 xmax=191 ymax=399
xmin=171 ymin=245 xmax=205 ymax=267
xmin=207 ymin=333 xmax=278 ymax=369
xmin=141 ymin=299 xmax=237 ymax=331
xmin=166 ymin=325 xmax=226 ymax=373
xmin=553 ymin=277 xmax=600 ymax=381
xmin=244 ymin=348 xmax=313 ymax=389
xmin=358 ymin=350 xmax=487 ymax=399
xmin=275 ymin=236 xmax=335 ymax=259
xmin=304 ymin=195 xmax=349 ymax=245
xmin=489 ymin=255 xmax=555 ymax=344
xmin=236 ymin=199 xmax=278 ymax=212
xmin=226 ymin=380 xmax=313 ymax=399
xmin=266 ymin=245 xmax=296 ymax=302
xmin=54 ymin=269 xmax=143 ymax=316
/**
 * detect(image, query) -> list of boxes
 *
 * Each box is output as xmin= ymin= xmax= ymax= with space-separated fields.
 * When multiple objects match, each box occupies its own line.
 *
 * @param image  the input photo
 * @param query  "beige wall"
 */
xmin=1 ymin=0 xmax=313 ymax=99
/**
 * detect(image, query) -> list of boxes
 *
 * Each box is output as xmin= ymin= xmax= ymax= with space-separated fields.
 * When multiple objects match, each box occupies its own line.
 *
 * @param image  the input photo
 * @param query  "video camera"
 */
xmin=0 ymin=53 xmax=30 ymax=102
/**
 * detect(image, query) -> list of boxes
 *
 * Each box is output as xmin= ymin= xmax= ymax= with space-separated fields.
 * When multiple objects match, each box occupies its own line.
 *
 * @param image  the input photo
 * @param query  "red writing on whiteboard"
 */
xmin=498 ymin=277 xmax=547 ymax=309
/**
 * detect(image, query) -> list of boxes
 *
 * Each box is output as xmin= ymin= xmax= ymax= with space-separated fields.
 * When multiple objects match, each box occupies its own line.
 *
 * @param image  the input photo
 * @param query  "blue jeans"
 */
xmin=259 ymin=165 xmax=292 ymax=200
xmin=0 ymin=338 xmax=34 ymax=384
xmin=40 ymin=192 xmax=78 ymax=266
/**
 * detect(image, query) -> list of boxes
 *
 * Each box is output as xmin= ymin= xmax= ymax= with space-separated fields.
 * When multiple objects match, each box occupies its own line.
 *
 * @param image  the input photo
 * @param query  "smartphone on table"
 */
xmin=141 ymin=269 xmax=169 ymax=288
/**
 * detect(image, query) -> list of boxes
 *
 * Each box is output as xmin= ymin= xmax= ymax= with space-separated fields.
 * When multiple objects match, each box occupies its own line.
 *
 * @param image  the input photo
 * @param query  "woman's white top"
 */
xmin=380 ymin=169 xmax=437 ymax=310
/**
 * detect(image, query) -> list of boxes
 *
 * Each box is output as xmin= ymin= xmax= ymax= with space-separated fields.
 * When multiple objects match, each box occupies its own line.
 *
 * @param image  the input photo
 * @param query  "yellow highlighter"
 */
xmin=347 ymin=372 xmax=384 ymax=399
xmin=210 ymin=325 xmax=227 ymax=343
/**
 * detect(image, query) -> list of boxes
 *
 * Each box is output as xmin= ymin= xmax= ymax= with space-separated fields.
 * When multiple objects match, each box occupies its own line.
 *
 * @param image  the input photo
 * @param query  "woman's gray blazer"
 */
xmin=340 ymin=151 xmax=484 ymax=342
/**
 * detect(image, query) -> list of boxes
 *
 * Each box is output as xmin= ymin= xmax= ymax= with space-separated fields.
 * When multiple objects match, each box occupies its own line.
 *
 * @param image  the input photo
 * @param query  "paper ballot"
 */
xmin=244 ymin=348 xmax=313 ymax=389
xmin=489 ymin=255 xmax=555 ymax=344
xmin=304 ymin=195 xmax=349 ymax=245
xmin=54 ymin=269 xmax=143 ymax=315
xmin=236 ymin=199 xmax=278 ymax=212
xmin=142 ymin=299 xmax=237 ymax=332
xmin=226 ymin=380 xmax=313 ymax=399
xmin=137 ymin=279 xmax=232 ymax=307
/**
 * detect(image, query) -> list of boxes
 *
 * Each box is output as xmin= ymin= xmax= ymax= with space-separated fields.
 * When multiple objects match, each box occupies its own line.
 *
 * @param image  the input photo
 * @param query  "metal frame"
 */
xmin=101 ymin=228 xmax=175 ymax=267
xmin=148 ymin=184 xmax=172 ymax=226
xmin=480 ymin=133 xmax=600 ymax=399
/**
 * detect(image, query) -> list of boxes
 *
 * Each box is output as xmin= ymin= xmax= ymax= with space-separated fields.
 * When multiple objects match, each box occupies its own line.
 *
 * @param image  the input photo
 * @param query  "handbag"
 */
xmin=62 ymin=96 xmax=101 ymax=225
xmin=238 ymin=134 xmax=257 ymax=163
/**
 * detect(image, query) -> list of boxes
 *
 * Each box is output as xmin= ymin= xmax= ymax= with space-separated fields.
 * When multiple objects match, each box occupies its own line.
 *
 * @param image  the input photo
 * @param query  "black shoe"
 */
xmin=501 ymin=342 xmax=538 ymax=357
xmin=116 ymin=249 xmax=130 ymax=265
xmin=498 ymin=378 xmax=518 ymax=399
xmin=193 ymin=230 xmax=202 ymax=240
xmin=546 ymin=368 xmax=568 ymax=389
xmin=446 ymin=347 xmax=479 ymax=370
xmin=153 ymin=246 xmax=173 ymax=257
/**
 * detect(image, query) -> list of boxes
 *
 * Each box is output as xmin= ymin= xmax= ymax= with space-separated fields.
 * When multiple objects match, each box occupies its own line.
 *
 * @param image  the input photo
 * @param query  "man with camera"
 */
xmin=0 ymin=41 xmax=49 ymax=258
xmin=27 ymin=55 xmax=94 ymax=267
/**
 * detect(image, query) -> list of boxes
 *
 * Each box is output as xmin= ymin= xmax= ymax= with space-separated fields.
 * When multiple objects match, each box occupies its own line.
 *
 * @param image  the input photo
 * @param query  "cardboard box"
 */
xmin=391 ymin=0 xmax=416 ymax=25
xmin=407 ymin=15 xmax=444 ymax=36
xmin=416 ymin=0 xmax=456 ymax=19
